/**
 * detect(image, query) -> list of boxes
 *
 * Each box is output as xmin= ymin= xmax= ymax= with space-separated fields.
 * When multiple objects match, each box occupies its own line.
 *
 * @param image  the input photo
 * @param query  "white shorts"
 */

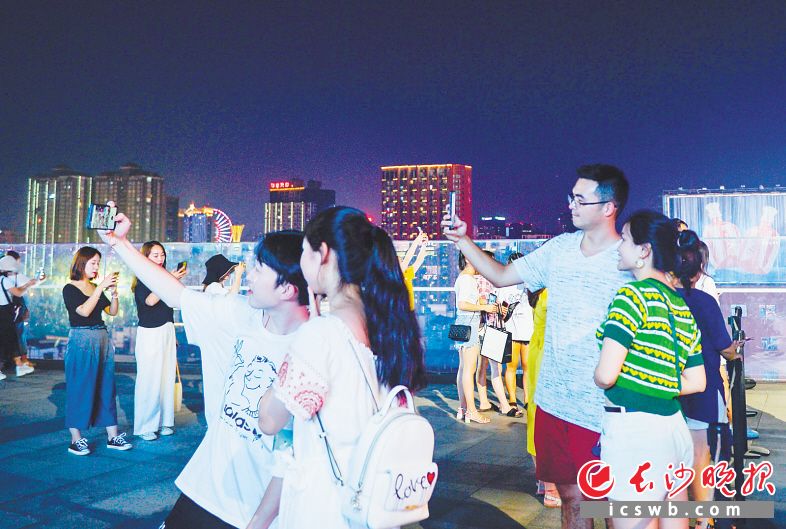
xmin=686 ymin=390 xmax=728 ymax=430
xmin=600 ymin=409 xmax=693 ymax=501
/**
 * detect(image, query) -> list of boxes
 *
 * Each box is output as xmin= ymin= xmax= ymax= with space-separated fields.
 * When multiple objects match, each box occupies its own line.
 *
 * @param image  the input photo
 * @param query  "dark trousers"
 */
xmin=15 ymin=321 xmax=28 ymax=356
xmin=161 ymin=494 xmax=236 ymax=529
xmin=65 ymin=327 xmax=118 ymax=430
xmin=0 ymin=306 xmax=20 ymax=366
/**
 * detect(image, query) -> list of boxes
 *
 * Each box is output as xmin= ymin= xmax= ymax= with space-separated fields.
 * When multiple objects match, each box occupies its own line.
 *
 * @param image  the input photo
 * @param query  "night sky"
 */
xmin=2 ymin=2 xmax=786 ymax=237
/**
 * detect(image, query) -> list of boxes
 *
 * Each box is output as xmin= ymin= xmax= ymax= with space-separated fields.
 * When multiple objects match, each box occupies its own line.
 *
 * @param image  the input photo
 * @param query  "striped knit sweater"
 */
xmin=596 ymin=278 xmax=703 ymax=415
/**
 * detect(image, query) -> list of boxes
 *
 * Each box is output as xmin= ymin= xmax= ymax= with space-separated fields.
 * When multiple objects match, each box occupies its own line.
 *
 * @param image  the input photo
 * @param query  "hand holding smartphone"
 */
xmin=85 ymin=203 xmax=118 ymax=230
xmin=447 ymin=191 xmax=457 ymax=228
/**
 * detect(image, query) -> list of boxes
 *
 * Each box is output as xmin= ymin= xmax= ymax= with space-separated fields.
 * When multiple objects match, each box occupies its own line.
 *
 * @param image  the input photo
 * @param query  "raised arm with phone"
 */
xmin=100 ymin=205 xmax=311 ymax=528
xmin=98 ymin=213 xmax=185 ymax=308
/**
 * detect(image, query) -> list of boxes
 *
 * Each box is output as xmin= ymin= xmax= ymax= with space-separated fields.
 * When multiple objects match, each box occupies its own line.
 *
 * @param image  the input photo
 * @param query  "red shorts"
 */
xmin=534 ymin=407 xmax=600 ymax=485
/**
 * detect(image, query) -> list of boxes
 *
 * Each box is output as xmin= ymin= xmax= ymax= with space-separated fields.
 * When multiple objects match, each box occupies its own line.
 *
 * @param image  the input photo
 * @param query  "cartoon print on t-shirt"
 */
xmin=222 ymin=338 xmax=279 ymax=442
xmin=240 ymin=355 xmax=277 ymax=418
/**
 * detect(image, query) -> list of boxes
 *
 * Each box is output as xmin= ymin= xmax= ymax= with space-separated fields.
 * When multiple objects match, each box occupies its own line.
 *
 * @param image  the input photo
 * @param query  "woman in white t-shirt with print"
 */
xmin=256 ymin=206 xmax=428 ymax=529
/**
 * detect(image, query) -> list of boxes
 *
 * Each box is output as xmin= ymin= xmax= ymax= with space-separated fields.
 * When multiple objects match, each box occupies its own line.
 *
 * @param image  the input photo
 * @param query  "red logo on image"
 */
xmin=577 ymin=460 xmax=615 ymax=499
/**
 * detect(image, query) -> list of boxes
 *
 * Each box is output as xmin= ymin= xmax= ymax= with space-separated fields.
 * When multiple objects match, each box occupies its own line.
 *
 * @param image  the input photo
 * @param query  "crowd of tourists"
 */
xmin=0 ymin=163 xmax=738 ymax=529
xmin=446 ymin=164 xmax=737 ymax=529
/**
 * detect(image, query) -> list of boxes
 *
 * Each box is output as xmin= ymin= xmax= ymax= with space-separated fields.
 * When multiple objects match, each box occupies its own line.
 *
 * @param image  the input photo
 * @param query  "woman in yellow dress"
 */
xmin=526 ymin=289 xmax=561 ymax=508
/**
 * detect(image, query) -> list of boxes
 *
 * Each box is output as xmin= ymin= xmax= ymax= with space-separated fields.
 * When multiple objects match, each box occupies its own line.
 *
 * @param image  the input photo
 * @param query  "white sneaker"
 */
xmin=138 ymin=432 xmax=158 ymax=441
xmin=16 ymin=365 xmax=34 ymax=377
xmin=0 ymin=371 xmax=6 ymax=381
xmin=159 ymin=426 xmax=174 ymax=436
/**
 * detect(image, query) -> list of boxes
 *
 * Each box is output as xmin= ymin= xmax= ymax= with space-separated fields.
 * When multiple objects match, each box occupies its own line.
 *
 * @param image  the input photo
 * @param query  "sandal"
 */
xmin=456 ymin=408 xmax=466 ymax=421
xmin=544 ymin=490 xmax=562 ymax=508
xmin=478 ymin=402 xmax=500 ymax=413
xmin=464 ymin=410 xmax=491 ymax=424
xmin=501 ymin=407 xmax=523 ymax=418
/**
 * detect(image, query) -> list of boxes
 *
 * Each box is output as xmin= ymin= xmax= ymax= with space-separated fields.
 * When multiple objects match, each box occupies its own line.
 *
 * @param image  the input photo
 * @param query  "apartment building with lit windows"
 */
xmin=263 ymin=179 xmax=336 ymax=233
xmin=93 ymin=163 xmax=165 ymax=242
xmin=26 ymin=165 xmax=93 ymax=243
xmin=380 ymin=164 xmax=472 ymax=240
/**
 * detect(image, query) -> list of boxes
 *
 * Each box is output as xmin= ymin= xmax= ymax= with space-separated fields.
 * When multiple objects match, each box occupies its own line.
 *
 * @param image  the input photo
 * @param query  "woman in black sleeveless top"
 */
xmin=61 ymin=246 xmax=132 ymax=456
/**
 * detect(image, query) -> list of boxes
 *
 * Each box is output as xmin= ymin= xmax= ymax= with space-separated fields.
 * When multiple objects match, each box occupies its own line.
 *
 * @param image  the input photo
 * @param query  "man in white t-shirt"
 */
xmin=100 ymin=218 xmax=310 ymax=529
xmin=443 ymin=164 xmax=632 ymax=529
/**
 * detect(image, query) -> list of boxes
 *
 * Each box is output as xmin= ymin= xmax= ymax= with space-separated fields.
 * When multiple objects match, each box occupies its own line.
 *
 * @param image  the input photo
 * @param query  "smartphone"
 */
xmin=85 ymin=203 xmax=118 ymax=230
xmin=447 ymin=191 xmax=457 ymax=228
xmin=176 ymin=260 xmax=188 ymax=272
xmin=487 ymin=293 xmax=497 ymax=304
xmin=37 ymin=267 xmax=45 ymax=280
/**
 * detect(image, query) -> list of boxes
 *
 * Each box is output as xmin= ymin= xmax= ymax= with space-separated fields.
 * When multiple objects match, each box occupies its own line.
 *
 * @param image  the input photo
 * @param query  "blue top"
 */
xmin=677 ymin=287 xmax=732 ymax=424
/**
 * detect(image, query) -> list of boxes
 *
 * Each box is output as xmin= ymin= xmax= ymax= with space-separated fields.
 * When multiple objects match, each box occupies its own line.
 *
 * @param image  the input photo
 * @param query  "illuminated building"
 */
xmin=165 ymin=195 xmax=181 ymax=242
xmin=93 ymin=163 xmax=165 ymax=242
xmin=26 ymin=165 xmax=93 ymax=243
xmin=179 ymin=203 xmax=235 ymax=243
xmin=477 ymin=216 xmax=507 ymax=239
xmin=263 ymin=179 xmax=336 ymax=233
xmin=380 ymin=164 xmax=472 ymax=239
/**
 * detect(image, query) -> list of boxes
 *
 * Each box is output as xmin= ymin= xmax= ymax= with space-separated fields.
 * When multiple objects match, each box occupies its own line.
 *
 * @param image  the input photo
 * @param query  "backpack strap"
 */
xmin=315 ymin=317 xmax=382 ymax=486
xmin=316 ymin=411 xmax=345 ymax=487
xmin=0 ymin=277 xmax=12 ymax=305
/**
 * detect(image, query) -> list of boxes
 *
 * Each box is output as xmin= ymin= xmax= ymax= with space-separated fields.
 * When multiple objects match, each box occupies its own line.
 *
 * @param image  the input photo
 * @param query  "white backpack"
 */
xmin=316 ymin=349 xmax=438 ymax=529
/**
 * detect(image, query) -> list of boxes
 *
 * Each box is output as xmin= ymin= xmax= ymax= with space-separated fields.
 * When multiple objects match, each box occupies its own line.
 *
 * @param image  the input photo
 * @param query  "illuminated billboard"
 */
xmin=663 ymin=189 xmax=786 ymax=285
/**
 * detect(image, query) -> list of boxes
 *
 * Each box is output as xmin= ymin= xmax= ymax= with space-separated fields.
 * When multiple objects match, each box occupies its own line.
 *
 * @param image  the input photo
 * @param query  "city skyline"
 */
xmin=3 ymin=3 xmax=786 ymax=237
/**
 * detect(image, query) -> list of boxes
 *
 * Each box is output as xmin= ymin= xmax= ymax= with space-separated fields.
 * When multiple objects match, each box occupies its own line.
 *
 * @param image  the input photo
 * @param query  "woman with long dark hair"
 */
xmin=132 ymin=241 xmax=186 ymax=441
xmin=674 ymin=232 xmax=741 ymax=529
xmin=62 ymin=246 xmax=132 ymax=455
xmin=594 ymin=211 xmax=705 ymax=529
xmin=256 ymin=206 xmax=427 ymax=528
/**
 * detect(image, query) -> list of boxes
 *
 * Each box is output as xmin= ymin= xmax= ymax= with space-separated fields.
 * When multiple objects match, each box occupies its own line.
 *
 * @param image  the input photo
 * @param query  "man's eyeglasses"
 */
xmin=567 ymin=194 xmax=611 ymax=207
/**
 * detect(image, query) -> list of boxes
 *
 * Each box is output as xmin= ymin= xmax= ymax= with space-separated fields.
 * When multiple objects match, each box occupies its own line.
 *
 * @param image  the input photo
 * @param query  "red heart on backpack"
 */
xmin=426 ymin=472 xmax=435 ymax=485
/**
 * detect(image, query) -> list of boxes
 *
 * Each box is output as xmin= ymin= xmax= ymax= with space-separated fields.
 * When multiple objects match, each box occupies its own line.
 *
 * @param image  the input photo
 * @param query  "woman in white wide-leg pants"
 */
xmin=132 ymin=241 xmax=186 ymax=440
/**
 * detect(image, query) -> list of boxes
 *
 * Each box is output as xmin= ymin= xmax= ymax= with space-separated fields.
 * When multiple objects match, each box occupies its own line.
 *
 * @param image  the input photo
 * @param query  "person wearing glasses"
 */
xmin=443 ymin=164 xmax=632 ymax=529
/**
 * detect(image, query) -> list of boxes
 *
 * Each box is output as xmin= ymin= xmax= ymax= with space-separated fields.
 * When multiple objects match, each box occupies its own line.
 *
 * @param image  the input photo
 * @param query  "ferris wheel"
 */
xmin=211 ymin=208 xmax=233 ymax=243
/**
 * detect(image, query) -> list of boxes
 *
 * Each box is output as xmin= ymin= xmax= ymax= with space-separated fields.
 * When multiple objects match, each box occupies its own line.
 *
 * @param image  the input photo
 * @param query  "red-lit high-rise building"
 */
xmin=380 ymin=164 xmax=472 ymax=240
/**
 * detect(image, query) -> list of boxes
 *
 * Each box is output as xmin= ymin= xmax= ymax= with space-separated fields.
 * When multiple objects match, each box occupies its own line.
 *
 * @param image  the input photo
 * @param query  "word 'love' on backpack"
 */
xmin=317 ymin=384 xmax=439 ymax=529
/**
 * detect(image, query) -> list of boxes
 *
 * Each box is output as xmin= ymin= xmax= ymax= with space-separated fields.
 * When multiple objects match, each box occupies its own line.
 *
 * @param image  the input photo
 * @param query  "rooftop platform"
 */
xmin=0 ymin=370 xmax=783 ymax=528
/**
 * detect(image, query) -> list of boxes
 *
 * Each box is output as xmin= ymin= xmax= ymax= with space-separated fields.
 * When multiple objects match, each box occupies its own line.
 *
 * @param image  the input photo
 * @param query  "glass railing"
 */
xmin=8 ymin=237 xmax=786 ymax=380
xmin=5 ymin=240 xmax=548 ymax=372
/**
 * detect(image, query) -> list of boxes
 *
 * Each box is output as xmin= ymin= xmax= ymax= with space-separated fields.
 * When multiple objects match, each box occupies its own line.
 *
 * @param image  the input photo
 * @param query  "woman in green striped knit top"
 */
xmin=594 ymin=211 xmax=707 ymax=529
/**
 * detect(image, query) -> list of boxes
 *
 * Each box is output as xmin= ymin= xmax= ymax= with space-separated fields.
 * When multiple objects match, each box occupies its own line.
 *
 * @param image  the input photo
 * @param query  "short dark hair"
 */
xmin=576 ymin=164 xmax=629 ymax=216
xmin=254 ymin=230 xmax=309 ymax=306
xmin=626 ymin=210 xmax=680 ymax=273
xmin=5 ymin=250 xmax=20 ymax=260
xmin=70 ymin=246 xmax=101 ymax=281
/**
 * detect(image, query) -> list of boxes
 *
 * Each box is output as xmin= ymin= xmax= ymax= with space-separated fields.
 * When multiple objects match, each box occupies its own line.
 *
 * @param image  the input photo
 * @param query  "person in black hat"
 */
xmin=202 ymin=254 xmax=244 ymax=295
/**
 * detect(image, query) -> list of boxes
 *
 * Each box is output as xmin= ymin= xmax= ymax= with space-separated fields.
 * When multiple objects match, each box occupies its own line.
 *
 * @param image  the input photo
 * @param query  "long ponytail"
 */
xmin=305 ymin=207 xmax=427 ymax=392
